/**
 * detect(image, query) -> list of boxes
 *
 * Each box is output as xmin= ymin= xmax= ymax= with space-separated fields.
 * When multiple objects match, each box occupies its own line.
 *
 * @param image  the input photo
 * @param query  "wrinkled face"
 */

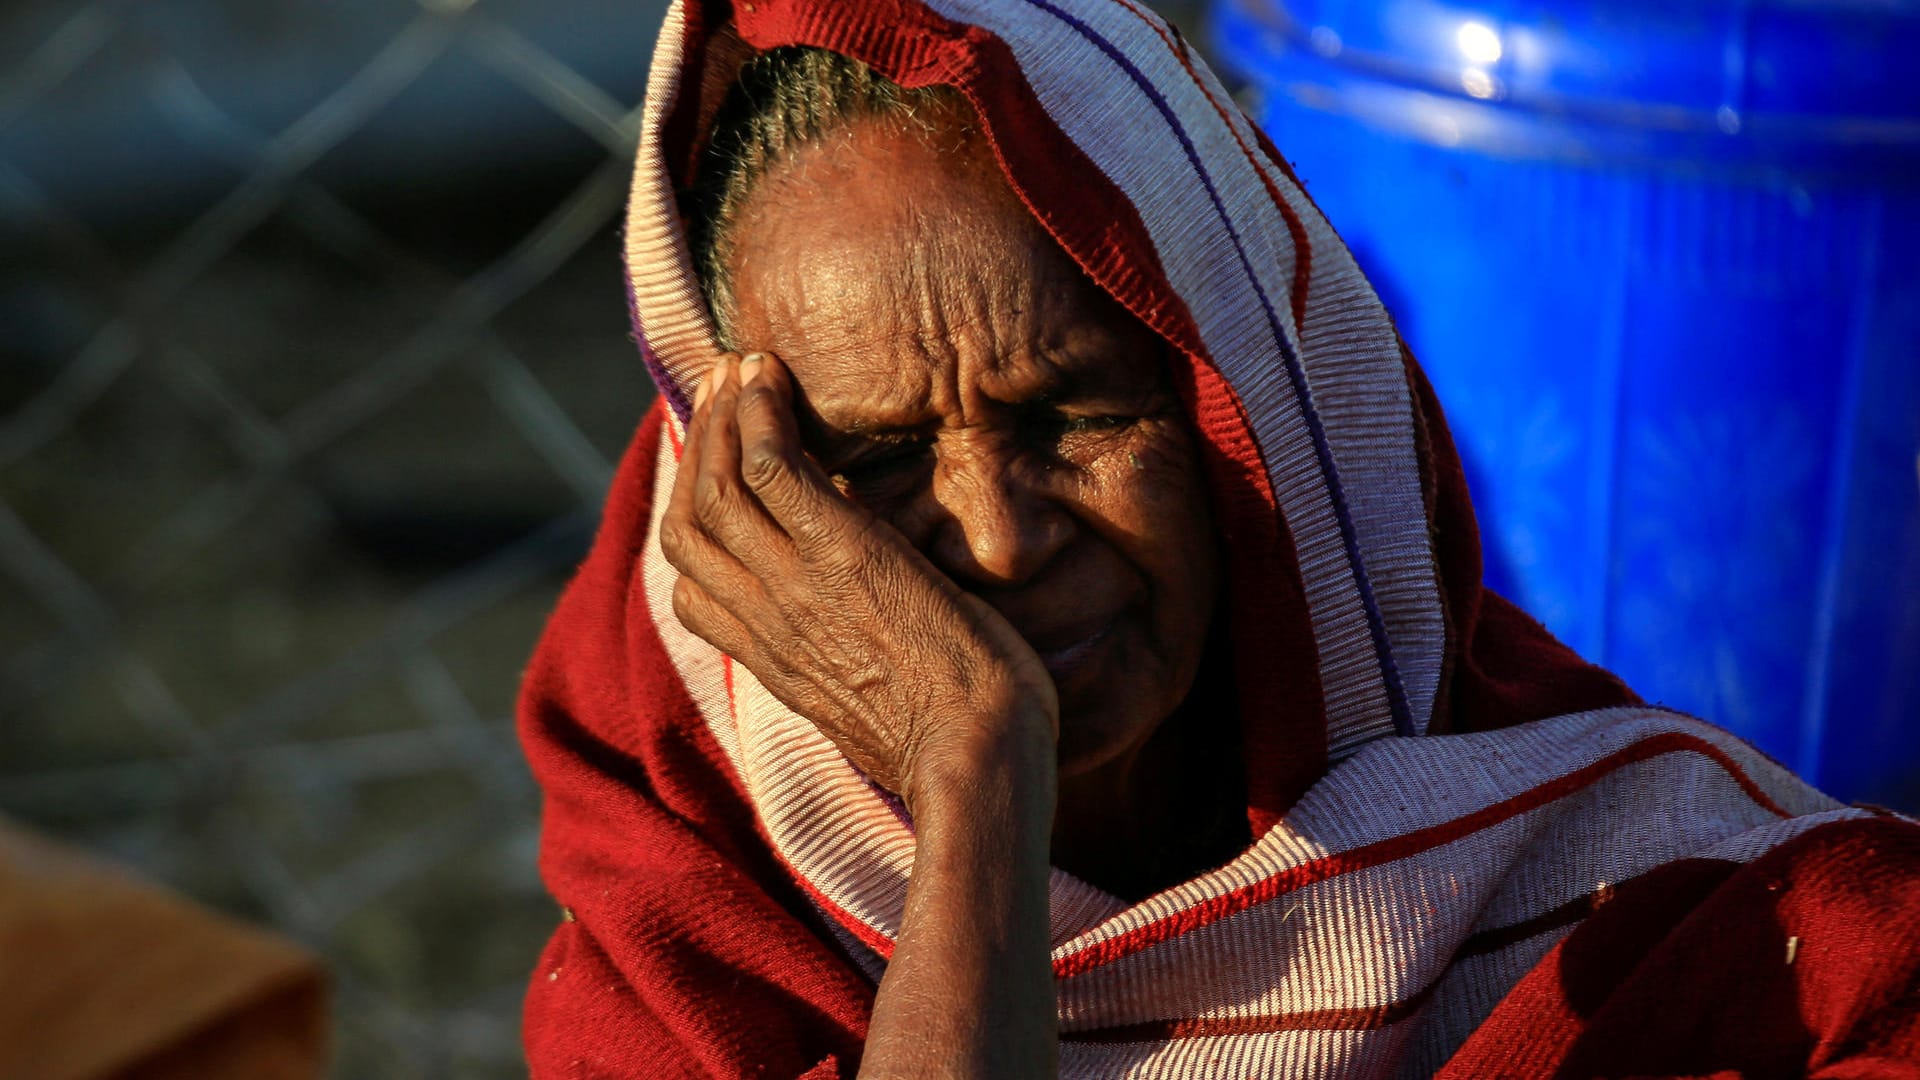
xmin=725 ymin=115 xmax=1220 ymax=779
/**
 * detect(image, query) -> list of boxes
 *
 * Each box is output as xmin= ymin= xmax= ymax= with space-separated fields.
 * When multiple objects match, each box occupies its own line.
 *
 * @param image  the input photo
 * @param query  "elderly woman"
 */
xmin=518 ymin=1 xmax=1920 ymax=1076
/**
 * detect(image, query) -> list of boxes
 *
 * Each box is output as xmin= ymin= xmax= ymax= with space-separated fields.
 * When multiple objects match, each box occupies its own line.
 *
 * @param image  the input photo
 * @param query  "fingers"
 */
xmin=663 ymin=350 xmax=874 ymax=664
xmin=671 ymin=572 xmax=754 ymax=660
xmin=663 ymin=357 xmax=724 ymax=567
xmin=694 ymin=355 xmax=787 ymax=559
xmin=664 ymin=355 xmax=774 ymax=554
xmin=663 ymin=358 xmax=759 ymax=594
xmin=662 ymin=367 xmax=762 ymax=664
xmin=735 ymin=351 xmax=860 ymax=551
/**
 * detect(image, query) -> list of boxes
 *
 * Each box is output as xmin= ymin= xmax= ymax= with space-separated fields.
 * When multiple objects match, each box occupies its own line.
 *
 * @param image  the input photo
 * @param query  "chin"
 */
xmin=1052 ymin=647 xmax=1178 ymax=781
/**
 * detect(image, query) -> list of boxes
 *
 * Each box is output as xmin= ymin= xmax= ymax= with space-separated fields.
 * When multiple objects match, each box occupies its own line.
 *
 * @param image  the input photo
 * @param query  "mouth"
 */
xmin=1030 ymin=618 xmax=1118 ymax=682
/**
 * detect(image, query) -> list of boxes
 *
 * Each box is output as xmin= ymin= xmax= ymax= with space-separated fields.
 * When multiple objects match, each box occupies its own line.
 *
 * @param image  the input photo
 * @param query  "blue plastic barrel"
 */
xmin=1209 ymin=0 xmax=1920 ymax=806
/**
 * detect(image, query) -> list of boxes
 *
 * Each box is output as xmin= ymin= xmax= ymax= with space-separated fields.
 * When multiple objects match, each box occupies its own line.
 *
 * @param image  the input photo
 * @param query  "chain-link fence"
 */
xmin=2 ymin=1 xmax=664 ymax=1074
xmin=1 ymin=2 xmax=1207 ymax=1076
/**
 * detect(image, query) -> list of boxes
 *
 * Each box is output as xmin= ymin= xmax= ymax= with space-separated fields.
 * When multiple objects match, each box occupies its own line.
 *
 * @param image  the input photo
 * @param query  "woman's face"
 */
xmin=723 ymin=115 xmax=1220 ymax=780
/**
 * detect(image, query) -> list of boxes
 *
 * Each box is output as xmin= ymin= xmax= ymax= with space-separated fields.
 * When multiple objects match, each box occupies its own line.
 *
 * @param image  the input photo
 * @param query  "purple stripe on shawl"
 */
xmin=1014 ymin=0 xmax=1414 ymax=739
xmin=622 ymin=226 xmax=694 ymax=423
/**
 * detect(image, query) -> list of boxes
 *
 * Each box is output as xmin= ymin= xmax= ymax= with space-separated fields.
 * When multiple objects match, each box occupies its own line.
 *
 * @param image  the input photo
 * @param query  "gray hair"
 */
xmin=686 ymin=46 xmax=966 ymax=347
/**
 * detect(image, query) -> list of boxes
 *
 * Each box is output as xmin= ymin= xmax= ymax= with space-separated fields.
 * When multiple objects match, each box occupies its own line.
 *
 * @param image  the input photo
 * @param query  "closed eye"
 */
xmin=1060 ymin=414 xmax=1133 ymax=434
xmin=1021 ymin=405 xmax=1139 ymax=454
xmin=830 ymin=441 xmax=934 ymax=495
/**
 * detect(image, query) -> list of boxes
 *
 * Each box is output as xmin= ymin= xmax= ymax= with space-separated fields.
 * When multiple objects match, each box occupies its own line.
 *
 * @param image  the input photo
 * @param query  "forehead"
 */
xmin=722 ymin=118 xmax=1161 ymax=420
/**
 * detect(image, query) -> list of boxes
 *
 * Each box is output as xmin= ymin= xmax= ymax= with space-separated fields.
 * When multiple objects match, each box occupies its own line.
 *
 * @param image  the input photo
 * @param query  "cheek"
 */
xmin=859 ymin=480 xmax=942 ymax=550
xmin=1079 ymin=423 xmax=1219 ymax=631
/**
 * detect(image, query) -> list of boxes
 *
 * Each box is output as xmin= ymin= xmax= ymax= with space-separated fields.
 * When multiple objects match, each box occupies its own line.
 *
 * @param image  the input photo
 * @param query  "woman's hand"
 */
xmin=668 ymin=352 xmax=1060 ymax=1078
xmin=660 ymin=352 xmax=1058 ymax=810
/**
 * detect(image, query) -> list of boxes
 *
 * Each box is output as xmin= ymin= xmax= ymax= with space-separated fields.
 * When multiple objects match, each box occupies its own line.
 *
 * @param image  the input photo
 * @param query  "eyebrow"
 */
xmin=795 ymin=409 xmax=937 ymax=466
xmin=843 ymin=417 xmax=940 ymax=439
xmin=796 ymin=336 xmax=1166 ymax=450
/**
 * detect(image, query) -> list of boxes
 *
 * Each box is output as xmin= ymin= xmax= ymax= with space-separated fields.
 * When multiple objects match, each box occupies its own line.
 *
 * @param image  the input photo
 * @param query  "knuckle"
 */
xmin=789 ymin=502 xmax=842 ymax=550
xmin=738 ymin=379 xmax=778 ymax=416
xmin=741 ymin=438 xmax=785 ymax=489
xmin=670 ymin=575 xmax=702 ymax=626
xmin=816 ymin=555 xmax=865 ymax=596
xmin=692 ymin=473 xmax=734 ymax=523
xmin=659 ymin=518 xmax=697 ymax=566
xmin=834 ymin=528 xmax=883 ymax=578
xmin=783 ymin=601 xmax=826 ymax=641
xmin=758 ymin=646 xmax=800 ymax=684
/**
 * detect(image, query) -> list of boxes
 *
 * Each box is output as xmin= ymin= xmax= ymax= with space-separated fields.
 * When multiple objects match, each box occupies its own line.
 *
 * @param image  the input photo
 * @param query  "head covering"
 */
xmin=519 ymin=1 xmax=1881 ymax=1075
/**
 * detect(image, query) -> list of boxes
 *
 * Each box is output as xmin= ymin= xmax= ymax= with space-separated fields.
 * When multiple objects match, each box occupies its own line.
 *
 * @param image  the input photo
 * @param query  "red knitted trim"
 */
xmin=1188 ymin=355 xmax=1326 ymax=833
xmin=1053 ymin=729 xmax=1792 ymax=979
xmin=789 ymin=861 xmax=900 ymax=963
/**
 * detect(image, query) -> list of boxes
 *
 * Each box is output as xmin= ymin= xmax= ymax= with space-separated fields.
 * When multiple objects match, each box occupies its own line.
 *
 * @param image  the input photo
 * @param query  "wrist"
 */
xmin=905 ymin=702 xmax=1057 ymax=834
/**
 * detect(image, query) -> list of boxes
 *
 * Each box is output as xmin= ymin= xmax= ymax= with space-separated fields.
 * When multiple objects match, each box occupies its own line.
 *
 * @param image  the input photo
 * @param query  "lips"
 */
xmin=1023 ymin=616 xmax=1119 ymax=681
xmin=985 ymin=556 xmax=1144 ymax=682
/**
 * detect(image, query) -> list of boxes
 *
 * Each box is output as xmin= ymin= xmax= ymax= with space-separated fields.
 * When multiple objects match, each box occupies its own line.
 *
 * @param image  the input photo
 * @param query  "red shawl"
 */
xmin=519 ymin=1 xmax=1920 ymax=1075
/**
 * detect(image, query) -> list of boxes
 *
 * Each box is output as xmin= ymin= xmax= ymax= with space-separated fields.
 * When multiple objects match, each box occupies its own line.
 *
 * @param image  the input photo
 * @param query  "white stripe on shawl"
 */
xmin=1034 ymin=717 xmax=1855 ymax=1078
xmin=1400 ymin=805 xmax=1883 ymax=1074
xmin=1044 ymin=804 xmax=1873 ymax=1080
xmin=1054 ymin=759 xmax=1824 ymax=1024
xmin=1049 ymin=710 xmax=1837 ymax=1004
xmin=623 ymin=2 xmax=722 ymax=404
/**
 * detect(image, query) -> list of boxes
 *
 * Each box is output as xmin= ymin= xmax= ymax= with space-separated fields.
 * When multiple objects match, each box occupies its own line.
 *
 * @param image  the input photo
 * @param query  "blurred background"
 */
xmin=3 ymin=1 xmax=666 ymax=1075
xmin=1208 ymin=0 xmax=1919 ymax=805
xmin=0 ymin=0 xmax=1912 ymax=1076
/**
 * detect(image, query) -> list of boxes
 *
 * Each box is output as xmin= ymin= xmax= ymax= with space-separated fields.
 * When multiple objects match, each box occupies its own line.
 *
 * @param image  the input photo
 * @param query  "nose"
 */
xmin=923 ymin=435 xmax=1073 ymax=589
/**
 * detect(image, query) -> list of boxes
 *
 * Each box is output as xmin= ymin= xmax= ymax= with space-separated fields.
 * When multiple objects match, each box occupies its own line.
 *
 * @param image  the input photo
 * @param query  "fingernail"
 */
xmin=740 ymin=353 xmax=766 ymax=386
